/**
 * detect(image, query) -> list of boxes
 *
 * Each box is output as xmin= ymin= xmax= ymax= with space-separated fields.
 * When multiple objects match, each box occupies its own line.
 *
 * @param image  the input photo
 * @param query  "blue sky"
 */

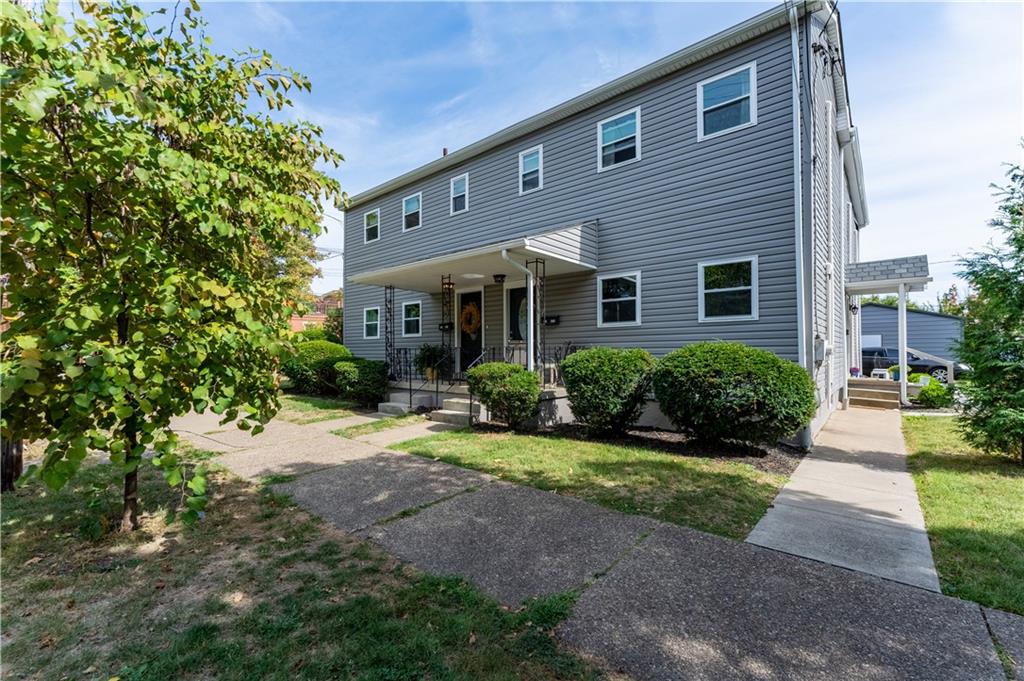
xmin=194 ymin=1 xmax=1023 ymax=304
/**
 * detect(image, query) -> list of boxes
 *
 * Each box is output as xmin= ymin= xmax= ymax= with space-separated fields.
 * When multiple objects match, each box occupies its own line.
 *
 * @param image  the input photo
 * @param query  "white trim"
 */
xmin=596 ymin=106 xmax=642 ymax=172
xmin=449 ymin=173 xmax=469 ymax=216
xmin=596 ymin=270 xmax=642 ymax=327
xmin=402 ymin=192 xmax=422 ymax=232
xmin=697 ymin=61 xmax=758 ymax=141
xmin=401 ymin=300 xmax=422 ymax=338
xmin=518 ymin=145 xmax=544 ymax=195
xmin=697 ymin=255 xmax=759 ymax=322
xmin=362 ymin=208 xmax=381 ymax=244
xmin=363 ymin=306 xmax=381 ymax=340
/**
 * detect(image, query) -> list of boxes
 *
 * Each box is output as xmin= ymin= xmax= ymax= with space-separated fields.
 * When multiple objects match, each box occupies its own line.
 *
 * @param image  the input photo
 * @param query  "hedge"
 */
xmin=335 ymin=359 xmax=389 ymax=407
xmin=652 ymin=341 xmax=816 ymax=445
xmin=466 ymin=362 xmax=540 ymax=431
xmin=916 ymin=380 xmax=953 ymax=408
xmin=560 ymin=347 xmax=656 ymax=435
xmin=280 ymin=340 xmax=353 ymax=395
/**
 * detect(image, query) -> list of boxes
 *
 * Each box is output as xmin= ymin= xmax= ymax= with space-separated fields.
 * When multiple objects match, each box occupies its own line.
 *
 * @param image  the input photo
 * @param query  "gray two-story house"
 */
xmin=343 ymin=1 xmax=929 ymax=443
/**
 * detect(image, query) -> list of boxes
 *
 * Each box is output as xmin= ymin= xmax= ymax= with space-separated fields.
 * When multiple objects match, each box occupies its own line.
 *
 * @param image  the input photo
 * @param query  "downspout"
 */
xmin=500 ymin=249 xmax=535 ymax=372
xmin=788 ymin=3 xmax=812 ymax=449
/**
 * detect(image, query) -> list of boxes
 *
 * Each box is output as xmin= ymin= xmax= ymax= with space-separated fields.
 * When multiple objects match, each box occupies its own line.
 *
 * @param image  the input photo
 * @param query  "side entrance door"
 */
xmin=458 ymin=290 xmax=483 ymax=373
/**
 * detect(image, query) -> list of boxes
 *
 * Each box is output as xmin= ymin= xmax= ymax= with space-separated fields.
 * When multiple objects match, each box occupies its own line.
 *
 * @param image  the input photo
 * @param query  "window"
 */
xmin=363 ymin=307 xmax=380 ymax=339
xmin=450 ymin=174 xmax=468 ymax=215
xmin=597 ymin=272 xmax=640 ymax=326
xmin=402 ymin=301 xmax=422 ymax=337
xmin=402 ymin=193 xmax=421 ymax=231
xmin=518 ymin=145 xmax=543 ymax=194
xmin=363 ymin=208 xmax=380 ymax=243
xmin=597 ymin=107 xmax=640 ymax=171
xmin=698 ymin=256 xmax=758 ymax=321
xmin=698 ymin=62 xmax=757 ymax=140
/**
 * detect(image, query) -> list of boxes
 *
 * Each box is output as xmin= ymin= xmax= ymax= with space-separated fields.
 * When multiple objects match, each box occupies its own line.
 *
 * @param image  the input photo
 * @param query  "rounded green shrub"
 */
xmin=280 ymin=340 xmax=352 ymax=394
xmin=560 ymin=347 xmax=656 ymax=435
xmin=294 ymin=326 xmax=328 ymax=343
xmin=916 ymin=380 xmax=953 ymax=408
xmin=335 ymin=359 xmax=389 ymax=407
xmin=652 ymin=341 xmax=816 ymax=445
xmin=466 ymin=362 xmax=540 ymax=431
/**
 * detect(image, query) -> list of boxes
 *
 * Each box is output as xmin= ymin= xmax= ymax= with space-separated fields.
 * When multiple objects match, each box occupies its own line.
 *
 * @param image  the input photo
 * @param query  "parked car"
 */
xmin=861 ymin=347 xmax=969 ymax=383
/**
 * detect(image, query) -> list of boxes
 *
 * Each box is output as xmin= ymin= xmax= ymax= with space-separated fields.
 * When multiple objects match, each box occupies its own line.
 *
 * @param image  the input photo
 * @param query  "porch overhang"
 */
xmin=349 ymin=222 xmax=598 ymax=293
xmin=845 ymin=255 xmax=931 ymax=296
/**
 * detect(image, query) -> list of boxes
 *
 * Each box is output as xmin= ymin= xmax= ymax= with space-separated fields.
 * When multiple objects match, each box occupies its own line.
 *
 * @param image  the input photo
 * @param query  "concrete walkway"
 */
xmin=747 ymin=407 xmax=941 ymax=591
xmin=170 ymin=410 xmax=1018 ymax=681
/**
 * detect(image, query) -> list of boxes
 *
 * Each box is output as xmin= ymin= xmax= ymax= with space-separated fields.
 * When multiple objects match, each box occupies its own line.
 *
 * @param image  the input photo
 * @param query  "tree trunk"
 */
xmin=119 ymin=426 xmax=140 ymax=532
xmin=1 ymin=438 xmax=24 ymax=493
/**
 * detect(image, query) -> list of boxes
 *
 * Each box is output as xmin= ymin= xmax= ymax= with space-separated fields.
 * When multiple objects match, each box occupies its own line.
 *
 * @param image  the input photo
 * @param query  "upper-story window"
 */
xmin=450 ymin=174 xmax=468 ymax=215
xmin=403 ymin=192 xmax=422 ymax=231
xmin=597 ymin=107 xmax=640 ymax=171
xmin=698 ymin=256 xmax=759 ymax=322
xmin=519 ymin=145 xmax=543 ymax=194
xmin=402 ymin=301 xmax=422 ymax=337
xmin=597 ymin=271 xmax=641 ymax=326
xmin=698 ymin=62 xmax=757 ymax=140
xmin=363 ymin=208 xmax=380 ymax=244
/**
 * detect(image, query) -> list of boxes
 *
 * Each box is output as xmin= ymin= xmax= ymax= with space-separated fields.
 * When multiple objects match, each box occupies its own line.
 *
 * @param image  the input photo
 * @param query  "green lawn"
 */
xmin=394 ymin=430 xmax=789 ymax=540
xmin=903 ymin=416 xmax=1024 ymax=614
xmin=333 ymin=413 xmax=424 ymax=439
xmin=1 ymin=453 xmax=602 ymax=680
xmin=277 ymin=393 xmax=360 ymax=424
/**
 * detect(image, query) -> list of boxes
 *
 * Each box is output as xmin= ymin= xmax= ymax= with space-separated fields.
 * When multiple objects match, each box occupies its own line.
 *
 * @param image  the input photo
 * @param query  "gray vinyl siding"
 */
xmin=860 ymin=305 xmax=964 ymax=361
xmin=344 ymin=26 xmax=799 ymax=361
xmin=528 ymin=222 xmax=599 ymax=268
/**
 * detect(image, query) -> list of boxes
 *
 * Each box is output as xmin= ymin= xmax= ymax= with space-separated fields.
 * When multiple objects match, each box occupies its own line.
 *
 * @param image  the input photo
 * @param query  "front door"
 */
xmin=458 ymin=291 xmax=483 ymax=373
xmin=506 ymin=286 xmax=528 ymax=365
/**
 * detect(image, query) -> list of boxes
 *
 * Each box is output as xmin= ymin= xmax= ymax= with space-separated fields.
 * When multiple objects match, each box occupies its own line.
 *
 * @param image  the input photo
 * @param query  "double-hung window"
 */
xmin=519 ymin=145 xmax=543 ymax=194
xmin=697 ymin=62 xmax=757 ymax=139
xmin=597 ymin=271 xmax=641 ymax=326
xmin=698 ymin=256 xmax=758 ymax=322
xmin=363 ymin=208 xmax=380 ymax=243
xmin=597 ymin=107 xmax=640 ymax=171
xmin=450 ymin=174 xmax=468 ymax=215
xmin=402 ymin=193 xmax=422 ymax=231
xmin=402 ymin=301 xmax=422 ymax=337
xmin=363 ymin=307 xmax=380 ymax=339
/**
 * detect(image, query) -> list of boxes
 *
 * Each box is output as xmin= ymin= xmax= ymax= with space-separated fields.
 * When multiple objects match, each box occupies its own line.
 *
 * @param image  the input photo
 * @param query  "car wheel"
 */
xmin=929 ymin=367 xmax=949 ymax=384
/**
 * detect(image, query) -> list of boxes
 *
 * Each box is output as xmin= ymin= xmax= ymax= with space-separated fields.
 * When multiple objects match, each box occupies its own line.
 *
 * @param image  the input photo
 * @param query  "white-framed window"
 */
xmin=597 ymin=271 xmax=641 ymax=327
xmin=698 ymin=256 xmax=759 ymax=322
xmin=402 ymin=192 xmax=422 ymax=231
xmin=518 ymin=145 xmax=543 ymax=194
xmin=697 ymin=61 xmax=757 ymax=140
xmin=402 ymin=301 xmax=422 ymax=337
xmin=363 ymin=306 xmax=380 ymax=339
xmin=597 ymin=107 xmax=641 ymax=171
xmin=363 ymin=208 xmax=380 ymax=244
xmin=450 ymin=174 xmax=468 ymax=215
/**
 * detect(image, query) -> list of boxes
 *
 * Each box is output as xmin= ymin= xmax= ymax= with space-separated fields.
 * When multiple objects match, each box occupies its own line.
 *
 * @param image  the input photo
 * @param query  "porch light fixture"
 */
xmin=493 ymin=274 xmax=506 ymax=285
xmin=849 ymin=303 xmax=860 ymax=316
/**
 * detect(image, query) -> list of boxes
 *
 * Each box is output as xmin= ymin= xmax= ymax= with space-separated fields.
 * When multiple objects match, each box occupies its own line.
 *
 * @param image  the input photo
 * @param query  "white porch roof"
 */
xmin=349 ymin=222 xmax=598 ymax=293
xmin=845 ymin=255 xmax=931 ymax=295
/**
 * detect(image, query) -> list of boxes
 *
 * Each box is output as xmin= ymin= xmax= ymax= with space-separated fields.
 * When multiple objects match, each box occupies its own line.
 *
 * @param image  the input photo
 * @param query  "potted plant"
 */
xmin=415 ymin=344 xmax=446 ymax=381
xmin=850 ymin=366 xmax=861 ymax=377
xmin=888 ymin=365 xmax=900 ymax=381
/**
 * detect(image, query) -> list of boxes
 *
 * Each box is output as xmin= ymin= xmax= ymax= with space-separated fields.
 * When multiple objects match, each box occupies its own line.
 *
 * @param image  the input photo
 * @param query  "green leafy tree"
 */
xmin=860 ymin=294 xmax=927 ymax=311
xmin=936 ymin=285 xmax=967 ymax=317
xmin=324 ymin=308 xmax=344 ymax=344
xmin=1 ymin=0 xmax=344 ymax=529
xmin=957 ymin=159 xmax=1024 ymax=464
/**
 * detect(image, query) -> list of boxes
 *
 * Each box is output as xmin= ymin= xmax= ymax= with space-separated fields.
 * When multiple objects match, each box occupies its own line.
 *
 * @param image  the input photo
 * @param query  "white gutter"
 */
xmin=788 ymin=3 xmax=807 ymax=372
xmin=501 ymin=249 xmax=535 ymax=372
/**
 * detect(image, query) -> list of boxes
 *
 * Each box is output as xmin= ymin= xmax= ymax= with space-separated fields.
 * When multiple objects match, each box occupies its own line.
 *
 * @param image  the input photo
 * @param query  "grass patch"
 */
xmin=277 ymin=393 xmax=360 ymax=424
xmin=2 ymin=452 xmax=602 ymax=680
xmin=333 ymin=413 xmax=424 ymax=439
xmin=903 ymin=415 xmax=1024 ymax=614
xmin=394 ymin=430 xmax=788 ymax=540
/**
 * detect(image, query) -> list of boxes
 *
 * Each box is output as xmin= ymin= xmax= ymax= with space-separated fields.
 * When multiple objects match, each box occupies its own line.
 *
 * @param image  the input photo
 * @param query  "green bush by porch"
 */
xmin=561 ymin=347 xmax=656 ymax=436
xmin=280 ymin=341 xmax=352 ymax=395
xmin=466 ymin=362 xmax=540 ymax=431
xmin=335 ymin=358 xmax=389 ymax=407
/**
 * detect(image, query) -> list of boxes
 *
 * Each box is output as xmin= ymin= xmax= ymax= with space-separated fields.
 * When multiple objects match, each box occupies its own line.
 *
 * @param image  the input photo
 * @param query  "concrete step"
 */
xmin=848 ymin=378 xmax=899 ymax=392
xmin=849 ymin=396 xmax=900 ymax=410
xmin=389 ymin=392 xmax=436 ymax=408
xmin=377 ymin=401 xmax=415 ymax=416
xmin=429 ymin=409 xmax=473 ymax=426
xmin=849 ymin=387 xmax=901 ymax=400
xmin=443 ymin=398 xmax=482 ymax=414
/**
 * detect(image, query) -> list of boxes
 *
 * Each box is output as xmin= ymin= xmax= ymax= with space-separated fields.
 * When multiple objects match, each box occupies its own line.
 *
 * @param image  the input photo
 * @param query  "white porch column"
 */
xmin=897 ymin=282 xmax=909 ymax=405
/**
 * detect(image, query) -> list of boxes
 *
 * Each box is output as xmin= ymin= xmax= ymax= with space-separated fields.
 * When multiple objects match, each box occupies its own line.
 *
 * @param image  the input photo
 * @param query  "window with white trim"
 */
xmin=698 ymin=256 xmax=758 ymax=321
xmin=363 ymin=307 xmax=380 ymax=339
xmin=597 ymin=107 xmax=640 ymax=170
xmin=698 ymin=62 xmax=757 ymax=139
xmin=519 ymin=146 xmax=543 ymax=194
xmin=402 ymin=301 xmax=421 ymax=337
xmin=363 ymin=208 xmax=380 ymax=243
xmin=450 ymin=174 xmax=468 ymax=215
xmin=402 ymin=193 xmax=421 ymax=231
xmin=597 ymin=272 xmax=640 ymax=326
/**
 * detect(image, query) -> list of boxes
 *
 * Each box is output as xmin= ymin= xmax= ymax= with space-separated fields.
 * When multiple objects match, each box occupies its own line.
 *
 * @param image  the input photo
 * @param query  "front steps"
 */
xmin=429 ymin=397 xmax=483 ymax=427
xmin=848 ymin=378 xmax=901 ymax=409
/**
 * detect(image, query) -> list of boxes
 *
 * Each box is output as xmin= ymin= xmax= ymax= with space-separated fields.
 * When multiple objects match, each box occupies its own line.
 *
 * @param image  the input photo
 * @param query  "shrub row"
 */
xmin=280 ymin=340 xmax=389 ymax=405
